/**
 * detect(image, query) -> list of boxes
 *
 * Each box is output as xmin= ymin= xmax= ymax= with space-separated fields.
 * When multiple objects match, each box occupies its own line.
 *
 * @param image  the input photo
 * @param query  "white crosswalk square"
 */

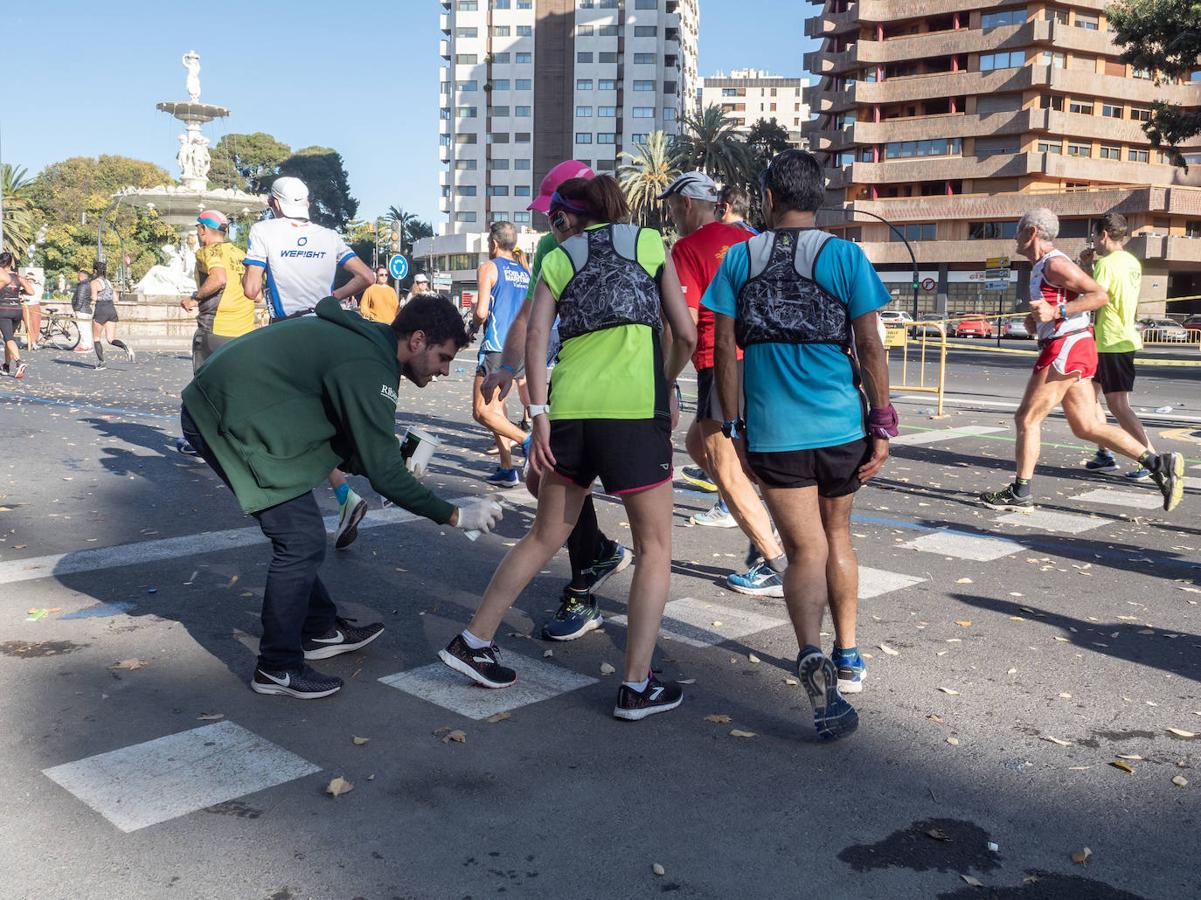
xmin=380 ymin=657 xmax=597 ymax=720
xmin=41 ymin=721 xmax=320 ymax=833
xmin=608 ymin=596 xmax=787 ymax=649
xmin=858 ymin=566 xmax=927 ymax=598
xmin=891 ymin=425 xmax=1006 ymax=446
xmin=1072 ymin=488 xmax=1163 ymax=510
xmin=995 ymin=509 xmax=1113 ymax=534
xmin=902 ymin=530 xmax=1023 ymax=561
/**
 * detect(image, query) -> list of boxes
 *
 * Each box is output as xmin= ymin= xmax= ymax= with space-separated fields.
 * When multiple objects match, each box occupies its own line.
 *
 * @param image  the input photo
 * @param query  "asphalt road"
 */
xmin=1 ymin=345 xmax=1199 ymax=899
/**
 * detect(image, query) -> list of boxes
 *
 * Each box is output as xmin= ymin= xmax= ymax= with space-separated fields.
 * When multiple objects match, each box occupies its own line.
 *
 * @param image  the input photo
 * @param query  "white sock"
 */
xmin=623 ymin=678 xmax=649 ymax=693
xmin=461 ymin=629 xmax=491 ymax=650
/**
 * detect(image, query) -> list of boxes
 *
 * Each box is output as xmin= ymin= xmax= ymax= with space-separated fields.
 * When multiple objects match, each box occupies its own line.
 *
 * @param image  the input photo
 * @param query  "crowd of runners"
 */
xmin=5 ymin=145 xmax=1187 ymax=741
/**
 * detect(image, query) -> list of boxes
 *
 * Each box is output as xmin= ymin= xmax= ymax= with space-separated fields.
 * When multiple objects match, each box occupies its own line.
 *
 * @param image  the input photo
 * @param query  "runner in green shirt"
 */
xmin=1079 ymin=213 xmax=1155 ymax=481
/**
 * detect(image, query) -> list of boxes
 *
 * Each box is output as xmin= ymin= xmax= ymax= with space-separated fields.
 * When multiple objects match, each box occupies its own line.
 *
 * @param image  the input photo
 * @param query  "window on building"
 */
xmin=516 ymin=78 xmax=532 ymax=89
xmin=518 ymin=0 xmax=532 ymax=7
xmin=1132 ymin=67 xmax=1152 ymax=79
xmin=515 ymin=105 xmax=531 ymax=116
xmin=578 ymin=52 xmax=593 ymax=63
xmin=456 ymin=54 xmax=478 ymax=65
xmin=455 ymin=27 xmax=478 ymax=38
xmin=634 ymin=26 xmax=657 ymax=37
xmin=1074 ymin=12 xmax=1099 ymax=29
xmin=576 ymin=105 xmax=593 ymax=116
xmin=981 ymin=8 xmax=1025 ymax=30
xmin=663 ymin=108 xmax=676 ymax=121
xmin=1100 ymin=145 xmax=1121 ymax=159
xmin=457 ymin=185 xmax=477 ymax=196
xmin=495 ymin=0 xmax=510 ymax=7
xmin=439 ymin=107 xmax=451 ymax=120
xmin=455 ymin=159 xmax=477 ymax=170
xmin=599 ymin=52 xmax=619 ymax=63
xmin=884 ymin=137 xmax=962 ymax=159
xmin=1130 ymin=106 xmax=1152 ymax=122
xmin=1043 ymin=7 xmax=1068 ymax=23
xmin=597 ymin=133 xmax=617 ymax=144
xmin=457 ymin=212 xmax=478 ymax=223
xmin=515 ymin=185 xmax=531 ymax=196
xmin=488 ymin=185 xmax=510 ymax=196
xmin=633 ymin=53 xmax=655 ymax=64
xmin=457 ymin=0 xmax=478 ymax=9
xmin=1042 ymin=50 xmax=1066 ymax=68
xmin=1128 ymin=148 xmax=1149 ymax=162
xmin=516 ymin=25 xmax=532 ymax=36
xmin=1066 ymin=143 xmax=1091 ymax=157
xmin=515 ymin=132 xmax=530 ymax=143
xmin=1104 ymin=60 xmax=1126 ymax=77
xmin=968 ymin=221 xmax=1019 ymax=239
xmin=980 ymin=50 xmax=1025 ymax=71
xmin=1068 ymin=98 xmax=1093 ymax=115
xmin=631 ymin=133 xmax=649 ymax=144
xmin=1039 ymin=94 xmax=1064 ymax=111
xmin=1064 ymin=181 xmax=1090 ymax=191
xmin=598 ymin=78 xmax=618 ymax=90
xmin=1037 ymin=141 xmax=1062 ymax=154
xmin=489 ymin=158 xmax=510 ymax=170
xmin=635 ymin=0 xmax=658 ymax=7
xmin=1101 ymin=103 xmax=1123 ymax=118
xmin=1057 ymin=219 xmax=1092 ymax=238
xmin=491 ymin=25 xmax=510 ymax=37
xmin=576 ymin=132 xmax=594 ymax=144
xmin=577 ymin=25 xmax=594 ymax=36
xmin=456 ymin=106 xmax=478 ymax=117
xmin=632 ymin=106 xmax=655 ymax=118
xmin=454 ymin=133 xmax=477 ymax=144
xmin=664 ymin=81 xmax=677 ymax=95
xmin=492 ymin=106 xmax=510 ymax=116
xmin=975 ymin=137 xmax=1018 ymax=158
xmin=891 ymin=223 xmax=937 ymax=242
xmin=515 ymin=159 xmax=531 ymax=169
xmin=599 ymin=25 xmax=619 ymax=36
xmin=576 ymin=78 xmax=594 ymax=90
xmin=492 ymin=79 xmax=510 ymax=90
xmin=596 ymin=159 xmax=616 ymax=171
xmin=516 ymin=52 xmax=532 ymax=63
xmin=599 ymin=105 xmax=617 ymax=116
xmin=493 ymin=52 xmax=511 ymax=63
xmin=514 ymin=211 xmax=531 ymax=223
xmin=489 ymin=133 xmax=510 ymax=144
xmin=721 ymin=87 xmax=738 ymax=97
xmin=634 ymin=80 xmax=655 ymax=91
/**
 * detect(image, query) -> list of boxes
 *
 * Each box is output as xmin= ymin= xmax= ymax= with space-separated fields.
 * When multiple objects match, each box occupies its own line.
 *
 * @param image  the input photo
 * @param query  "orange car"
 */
xmin=954 ymin=317 xmax=994 ymax=338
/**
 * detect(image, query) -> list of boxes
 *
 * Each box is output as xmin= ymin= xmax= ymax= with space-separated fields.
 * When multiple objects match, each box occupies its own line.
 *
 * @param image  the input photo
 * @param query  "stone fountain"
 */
xmin=115 ymin=51 xmax=267 ymax=296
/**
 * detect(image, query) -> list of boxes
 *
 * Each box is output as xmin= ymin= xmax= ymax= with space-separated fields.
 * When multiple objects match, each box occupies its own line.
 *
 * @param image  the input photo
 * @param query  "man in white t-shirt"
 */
xmin=242 ymin=177 xmax=376 ymax=549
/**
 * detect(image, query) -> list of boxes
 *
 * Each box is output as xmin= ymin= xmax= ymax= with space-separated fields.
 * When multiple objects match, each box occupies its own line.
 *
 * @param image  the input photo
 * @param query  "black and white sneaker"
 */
xmin=251 ymin=664 xmax=343 ymax=699
xmin=1151 ymin=451 xmax=1185 ymax=513
xmin=613 ymin=676 xmax=683 ymax=721
xmin=798 ymin=649 xmax=858 ymax=741
xmin=582 ymin=541 xmax=632 ymax=592
xmin=302 ymin=617 xmax=385 ymax=660
xmin=438 ymin=634 xmax=516 ymax=688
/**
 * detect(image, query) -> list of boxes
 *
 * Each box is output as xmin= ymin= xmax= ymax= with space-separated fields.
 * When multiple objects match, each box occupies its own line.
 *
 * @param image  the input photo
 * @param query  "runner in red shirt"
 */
xmin=663 ymin=172 xmax=789 ymax=597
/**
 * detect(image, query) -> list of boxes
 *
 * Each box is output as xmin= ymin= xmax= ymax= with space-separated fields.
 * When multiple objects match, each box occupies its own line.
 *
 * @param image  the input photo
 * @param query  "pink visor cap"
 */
xmin=528 ymin=160 xmax=596 ymax=213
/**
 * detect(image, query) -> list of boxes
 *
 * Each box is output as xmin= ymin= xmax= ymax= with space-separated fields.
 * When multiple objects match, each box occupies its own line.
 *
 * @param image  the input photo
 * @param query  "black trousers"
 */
xmin=181 ymin=407 xmax=337 ymax=671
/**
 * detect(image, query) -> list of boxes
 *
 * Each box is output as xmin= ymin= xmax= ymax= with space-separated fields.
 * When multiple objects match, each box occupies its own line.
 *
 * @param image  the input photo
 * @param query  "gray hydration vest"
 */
xmin=555 ymin=224 xmax=663 ymax=342
xmin=735 ymin=228 xmax=850 ymax=350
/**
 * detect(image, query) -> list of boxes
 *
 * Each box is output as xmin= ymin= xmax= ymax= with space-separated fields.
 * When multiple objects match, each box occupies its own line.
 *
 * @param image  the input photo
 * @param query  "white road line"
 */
xmin=858 ymin=566 xmax=927 ymax=599
xmin=1071 ymin=488 xmax=1164 ymax=510
xmin=608 ymin=596 xmax=787 ymax=648
xmin=994 ymin=509 xmax=1114 ymax=534
xmin=380 ymin=657 xmax=596 ymax=720
xmin=892 ymin=425 xmax=1006 ymax=446
xmin=902 ymin=530 xmax=1023 ymax=562
xmin=897 ymin=394 xmax=1201 ymax=425
xmin=42 ymin=721 xmax=320 ymax=833
xmin=0 ymin=494 xmax=534 ymax=587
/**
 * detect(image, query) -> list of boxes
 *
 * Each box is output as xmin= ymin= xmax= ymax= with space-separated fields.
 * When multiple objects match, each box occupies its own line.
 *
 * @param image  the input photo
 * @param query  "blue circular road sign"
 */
xmin=388 ymin=254 xmax=410 ymax=280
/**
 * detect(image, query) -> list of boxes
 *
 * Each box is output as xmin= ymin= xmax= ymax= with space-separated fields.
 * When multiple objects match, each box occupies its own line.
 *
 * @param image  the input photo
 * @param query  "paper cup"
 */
xmin=400 ymin=426 xmax=442 ymax=472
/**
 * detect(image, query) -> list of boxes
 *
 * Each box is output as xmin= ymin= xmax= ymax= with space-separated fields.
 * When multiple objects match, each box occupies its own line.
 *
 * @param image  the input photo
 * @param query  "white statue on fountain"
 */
xmin=183 ymin=50 xmax=201 ymax=102
xmin=133 ymin=243 xmax=200 ymax=297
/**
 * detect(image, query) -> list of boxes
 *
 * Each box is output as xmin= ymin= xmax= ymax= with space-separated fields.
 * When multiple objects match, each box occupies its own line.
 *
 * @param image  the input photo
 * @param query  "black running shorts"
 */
xmin=476 ymin=350 xmax=524 ymax=379
xmin=1095 ymin=350 xmax=1136 ymax=394
xmin=93 ymin=303 xmax=119 ymax=325
xmin=747 ymin=437 xmax=871 ymax=497
xmin=694 ymin=362 xmax=744 ymax=423
xmin=550 ymin=416 xmax=673 ymax=495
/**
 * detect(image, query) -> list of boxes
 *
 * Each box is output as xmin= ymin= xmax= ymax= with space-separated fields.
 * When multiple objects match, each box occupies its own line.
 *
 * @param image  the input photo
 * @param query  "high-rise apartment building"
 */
xmin=802 ymin=0 xmax=1201 ymax=315
xmin=438 ymin=0 xmax=699 ymax=236
xmin=699 ymin=69 xmax=809 ymax=143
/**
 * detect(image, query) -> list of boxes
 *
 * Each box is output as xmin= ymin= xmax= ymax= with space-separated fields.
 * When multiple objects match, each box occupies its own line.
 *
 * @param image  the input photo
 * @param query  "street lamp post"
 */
xmin=819 ymin=207 xmax=920 ymax=320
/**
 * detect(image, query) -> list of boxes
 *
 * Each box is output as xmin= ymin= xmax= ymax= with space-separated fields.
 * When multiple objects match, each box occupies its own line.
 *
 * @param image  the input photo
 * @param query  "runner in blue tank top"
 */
xmin=470 ymin=221 xmax=532 ymax=486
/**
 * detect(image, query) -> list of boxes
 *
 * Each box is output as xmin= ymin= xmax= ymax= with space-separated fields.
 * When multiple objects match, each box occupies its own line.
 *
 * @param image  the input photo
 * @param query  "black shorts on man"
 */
xmin=551 ymin=417 xmax=672 ymax=495
xmin=1095 ymin=350 xmax=1136 ymax=395
xmin=476 ymin=350 xmax=524 ymax=379
xmin=748 ymin=437 xmax=870 ymax=497
xmin=694 ymin=361 xmax=745 ymax=423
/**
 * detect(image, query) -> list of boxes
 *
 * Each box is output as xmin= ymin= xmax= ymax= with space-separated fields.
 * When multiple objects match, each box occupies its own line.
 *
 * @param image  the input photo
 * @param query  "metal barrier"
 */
xmin=883 ymin=321 xmax=948 ymax=418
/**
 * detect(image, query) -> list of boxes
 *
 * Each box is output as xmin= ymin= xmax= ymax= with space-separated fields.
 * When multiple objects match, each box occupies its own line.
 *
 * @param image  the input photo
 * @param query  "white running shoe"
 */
xmin=334 ymin=489 xmax=369 ymax=550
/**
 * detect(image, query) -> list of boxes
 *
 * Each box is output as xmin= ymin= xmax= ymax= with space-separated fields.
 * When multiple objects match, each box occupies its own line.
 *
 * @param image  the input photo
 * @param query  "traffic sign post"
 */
xmin=388 ymin=254 xmax=409 ymax=280
xmin=985 ymin=256 xmax=1013 ymax=348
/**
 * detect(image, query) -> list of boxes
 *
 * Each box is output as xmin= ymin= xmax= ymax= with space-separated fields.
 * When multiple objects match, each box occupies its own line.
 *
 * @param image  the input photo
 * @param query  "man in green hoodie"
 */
xmin=182 ymin=294 xmax=504 ymax=699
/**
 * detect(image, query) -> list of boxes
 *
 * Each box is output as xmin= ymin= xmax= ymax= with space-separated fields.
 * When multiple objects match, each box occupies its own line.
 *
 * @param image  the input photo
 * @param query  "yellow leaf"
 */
xmin=1167 ymin=727 xmax=1197 ymax=738
xmin=326 ymin=776 xmax=354 ymax=797
xmin=1172 ymin=775 xmax=1189 ymax=787
xmin=1071 ymin=847 xmax=1092 ymax=865
xmin=1042 ymin=735 xmax=1072 ymax=746
xmin=652 ymin=863 xmax=666 ymax=877
xmin=747 ymin=653 xmax=761 ymax=663
xmin=729 ymin=729 xmax=757 ymax=738
xmin=1110 ymin=760 xmax=1135 ymax=774
xmin=352 ymin=736 xmax=369 ymax=746
xmin=442 ymin=729 xmax=467 ymax=744
xmin=110 ymin=658 xmax=149 ymax=670
xmin=955 ymin=577 xmax=973 ymax=584
xmin=954 ymin=620 xmax=972 ymax=628
xmin=938 ymin=687 xmax=960 ymax=695
xmin=600 ymin=662 xmax=616 ymax=675
xmin=486 ymin=711 xmax=511 ymax=724
xmin=879 ymin=643 xmax=900 ymax=656
xmin=704 ymin=714 xmax=732 ymax=724
xmin=946 ymin=736 xmax=960 ymax=746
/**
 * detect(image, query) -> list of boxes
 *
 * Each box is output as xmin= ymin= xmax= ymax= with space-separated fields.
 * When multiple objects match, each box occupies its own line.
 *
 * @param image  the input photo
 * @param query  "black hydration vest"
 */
xmin=734 ymin=228 xmax=850 ymax=350
xmin=555 ymin=224 xmax=663 ymax=342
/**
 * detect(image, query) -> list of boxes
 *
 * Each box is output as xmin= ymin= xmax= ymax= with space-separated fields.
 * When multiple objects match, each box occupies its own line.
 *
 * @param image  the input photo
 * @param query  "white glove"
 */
xmin=455 ymin=499 xmax=503 ymax=535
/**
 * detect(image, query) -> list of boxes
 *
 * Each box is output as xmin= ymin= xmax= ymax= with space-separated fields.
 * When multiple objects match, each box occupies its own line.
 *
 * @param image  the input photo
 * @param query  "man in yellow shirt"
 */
xmin=359 ymin=266 xmax=399 ymax=323
xmin=1080 ymin=213 xmax=1154 ymax=480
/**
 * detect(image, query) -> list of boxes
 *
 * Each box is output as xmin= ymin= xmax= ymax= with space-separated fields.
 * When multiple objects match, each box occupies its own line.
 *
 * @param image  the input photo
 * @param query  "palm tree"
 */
xmin=618 ymin=132 xmax=680 ymax=228
xmin=385 ymin=206 xmax=434 ymax=254
xmin=1 ymin=164 xmax=37 ymax=259
xmin=672 ymin=104 xmax=755 ymax=189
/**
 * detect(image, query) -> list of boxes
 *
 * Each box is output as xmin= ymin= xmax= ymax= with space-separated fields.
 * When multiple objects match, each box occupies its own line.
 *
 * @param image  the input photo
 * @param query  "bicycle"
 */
xmin=38 ymin=306 xmax=81 ymax=350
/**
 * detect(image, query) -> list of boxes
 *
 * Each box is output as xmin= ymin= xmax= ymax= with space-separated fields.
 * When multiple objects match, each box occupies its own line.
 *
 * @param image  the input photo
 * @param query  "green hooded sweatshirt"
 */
xmin=181 ymin=296 xmax=456 ymax=523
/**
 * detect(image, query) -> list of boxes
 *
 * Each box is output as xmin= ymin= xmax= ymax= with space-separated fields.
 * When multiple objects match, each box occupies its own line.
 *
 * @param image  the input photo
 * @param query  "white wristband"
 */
xmin=528 ymin=403 xmax=550 ymax=418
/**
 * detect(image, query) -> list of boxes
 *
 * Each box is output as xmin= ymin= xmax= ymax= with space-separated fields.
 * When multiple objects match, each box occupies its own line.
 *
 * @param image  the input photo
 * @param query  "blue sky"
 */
xmin=2 ymin=1 xmax=813 ymax=227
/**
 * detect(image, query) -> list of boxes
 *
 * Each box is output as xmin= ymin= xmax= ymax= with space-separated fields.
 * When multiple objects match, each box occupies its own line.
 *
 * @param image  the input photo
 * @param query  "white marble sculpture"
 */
xmin=183 ymin=51 xmax=201 ymax=102
xmin=133 ymin=243 xmax=198 ymax=296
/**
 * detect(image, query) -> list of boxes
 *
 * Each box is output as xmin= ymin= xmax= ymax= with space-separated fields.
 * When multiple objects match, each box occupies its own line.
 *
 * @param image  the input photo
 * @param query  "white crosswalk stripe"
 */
xmin=994 ymin=509 xmax=1114 ymax=534
xmin=607 ymin=596 xmax=787 ymax=649
xmin=1072 ymin=488 xmax=1163 ymax=510
xmin=891 ymin=425 xmax=1006 ymax=446
xmin=901 ymin=530 xmax=1023 ymax=561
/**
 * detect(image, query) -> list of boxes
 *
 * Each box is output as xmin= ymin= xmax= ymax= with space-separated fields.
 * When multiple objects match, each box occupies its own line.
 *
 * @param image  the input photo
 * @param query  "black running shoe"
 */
xmin=798 ymin=650 xmax=858 ymax=740
xmin=251 ymin=664 xmax=343 ymax=699
xmin=582 ymin=542 xmax=632 ymax=592
xmin=613 ymin=676 xmax=683 ymax=721
xmin=979 ymin=484 xmax=1034 ymax=511
xmin=302 ymin=617 xmax=385 ymax=660
xmin=438 ymin=634 xmax=516 ymax=688
xmin=1151 ymin=451 xmax=1185 ymax=513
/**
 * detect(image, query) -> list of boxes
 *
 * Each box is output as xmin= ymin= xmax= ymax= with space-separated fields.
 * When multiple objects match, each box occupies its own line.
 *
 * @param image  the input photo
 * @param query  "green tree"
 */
xmin=274 ymin=146 xmax=358 ymax=230
xmin=618 ymin=132 xmax=680 ymax=229
xmin=1107 ymin=0 xmax=1201 ymax=164
xmin=208 ymin=132 xmax=292 ymax=192
xmin=747 ymin=118 xmax=793 ymax=168
xmin=671 ymin=105 xmax=755 ymax=189
xmin=28 ymin=155 xmax=172 ymax=226
xmin=36 ymin=195 xmax=175 ymax=284
xmin=2 ymin=164 xmax=37 ymax=258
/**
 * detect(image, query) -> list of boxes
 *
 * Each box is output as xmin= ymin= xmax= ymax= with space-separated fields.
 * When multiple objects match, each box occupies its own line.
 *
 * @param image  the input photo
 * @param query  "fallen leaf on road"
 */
xmin=600 ymin=662 xmax=616 ymax=675
xmin=352 ymin=736 xmax=369 ymax=746
xmin=927 ymin=714 xmax=944 ymax=724
xmin=1071 ymin=847 xmax=1092 ymax=866
xmin=543 ymin=649 xmax=553 ymax=658
xmin=955 ymin=577 xmax=973 ymax=584
xmin=879 ymin=643 xmax=899 ymax=656
xmin=652 ymin=863 xmax=665 ymax=877
xmin=1172 ymin=775 xmax=1189 ymax=787
xmin=1054 ymin=636 xmax=1070 ymax=642
xmin=1167 ymin=728 xmax=1196 ymax=738
xmin=1117 ymin=754 xmax=1143 ymax=760
xmin=441 ymin=729 xmax=467 ymax=744
xmin=784 ymin=678 xmax=798 ymax=686
xmin=747 ymin=653 xmax=761 ymax=663
xmin=729 ymin=729 xmax=756 ymax=738
xmin=326 ymin=776 xmax=353 ymax=797
xmin=197 ymin=713 xmax=224 ymax=721
xmin=110 ymin=658 xmax=149 ymax=670
xmin=1110 ymin=760 xmax=1136 ymax=774
xmin=954 ymin=620 xmax=972 ymax=628
xmin=486 ymin=712 xmax=511 ymax=724
xmin=938 ymin=687 xmax=960 ymax=695
xmin=1042 ymin=736 xmax=1072 ymax=746
xmin=705 ymin=714 xmax=732 ymax=724
xmin=1006 ymin=668 xmax=1017 ymax=675
xmin=961 ymin=874 xmax=983 ymax=887
xmin=676 ymin=678 xmax=696 ymax=685
xmin=1058 ymin=692 xmax=1072 ymax=699
xmin=711 ymin=620 xmax=723 ymax=628
xmin=946 ymin=736 xmax=960 ymax=746
xmin=926 ymin=828 xmax=951 ymax=841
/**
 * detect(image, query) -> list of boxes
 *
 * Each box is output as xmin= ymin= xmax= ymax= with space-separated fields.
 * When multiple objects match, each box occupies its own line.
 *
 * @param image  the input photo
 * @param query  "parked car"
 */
xmin=1137 ymin=317 xmax=1190 ymax=342
xmin=1181 ymin=314 xmax=1201 ymax=331
xmin=954 ymin=317 xmax=994 ymax=338
xmin=1000 ymin=318 xmax=1033 ymax=340
xmin=879 ymin=310 xmax=915 ymax=332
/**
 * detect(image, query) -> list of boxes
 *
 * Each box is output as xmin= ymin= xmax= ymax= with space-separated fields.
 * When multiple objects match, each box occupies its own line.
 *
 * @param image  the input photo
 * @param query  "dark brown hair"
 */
xmin=1094 ymin=212 xmax=1128 ymax=242
xmin=556 ymin=175 xmax=630 ymax=225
